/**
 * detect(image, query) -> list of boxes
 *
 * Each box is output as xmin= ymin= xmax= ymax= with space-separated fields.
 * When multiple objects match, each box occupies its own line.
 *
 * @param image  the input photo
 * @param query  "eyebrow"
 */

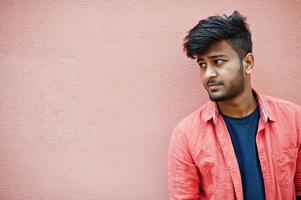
xmin=197 ymin=54 xmax=227 ymax=62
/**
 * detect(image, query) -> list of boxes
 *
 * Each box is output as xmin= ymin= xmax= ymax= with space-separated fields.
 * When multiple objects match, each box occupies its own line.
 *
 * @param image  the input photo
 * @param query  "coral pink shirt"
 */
xmin=168 ymin=91 xmax=301 ymax=200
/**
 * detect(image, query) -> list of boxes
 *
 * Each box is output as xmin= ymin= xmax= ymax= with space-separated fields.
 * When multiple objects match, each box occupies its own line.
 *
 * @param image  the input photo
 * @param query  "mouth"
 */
xmin=207 ymin=82 xmax=223 ymax=90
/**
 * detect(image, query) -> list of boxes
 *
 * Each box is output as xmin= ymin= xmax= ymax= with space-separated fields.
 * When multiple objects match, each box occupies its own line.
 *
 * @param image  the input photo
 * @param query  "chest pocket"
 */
xmin=272 ymin=147 xmax=298 ymax=186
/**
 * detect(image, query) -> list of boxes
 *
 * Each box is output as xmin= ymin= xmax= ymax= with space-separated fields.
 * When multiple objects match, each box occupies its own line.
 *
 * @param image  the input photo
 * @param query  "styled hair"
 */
xmin=183 ymin=11 xmax=252 ymax=60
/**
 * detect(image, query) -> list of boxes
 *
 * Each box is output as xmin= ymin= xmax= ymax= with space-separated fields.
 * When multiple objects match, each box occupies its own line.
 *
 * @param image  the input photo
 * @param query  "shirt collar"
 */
xmin=202 ymin=89 xmax=276 ymax=125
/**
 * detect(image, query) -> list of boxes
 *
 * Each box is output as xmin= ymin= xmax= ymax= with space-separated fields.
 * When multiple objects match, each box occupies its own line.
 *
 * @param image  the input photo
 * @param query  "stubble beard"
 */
xmin=207 ymin=65 xmax=245 ymax=102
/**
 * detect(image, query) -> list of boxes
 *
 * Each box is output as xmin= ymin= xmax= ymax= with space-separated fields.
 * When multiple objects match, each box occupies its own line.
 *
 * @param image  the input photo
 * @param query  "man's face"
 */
xmin=196 ymin=40 xmax=246 ymax=102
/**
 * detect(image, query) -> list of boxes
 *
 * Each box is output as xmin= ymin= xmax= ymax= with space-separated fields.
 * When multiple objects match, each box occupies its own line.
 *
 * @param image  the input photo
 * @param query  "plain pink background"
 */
xmin=1 ymin=1 xmax=301 ymax=199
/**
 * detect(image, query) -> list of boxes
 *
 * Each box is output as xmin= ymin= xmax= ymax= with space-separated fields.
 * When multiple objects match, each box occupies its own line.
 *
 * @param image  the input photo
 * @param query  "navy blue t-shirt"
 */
xmin=222 ymin=106 xmax=265 ymax=200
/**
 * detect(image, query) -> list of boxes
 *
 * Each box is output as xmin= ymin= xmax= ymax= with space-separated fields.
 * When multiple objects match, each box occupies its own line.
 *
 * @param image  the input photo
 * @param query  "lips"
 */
xmin=207 ymin=82 xmax=222 ymax=86
xmin=207 ymin=81 xmax=222 ymax=90
xmin=208 ymin=84 xmax=220 ymax=89
xmin=208 ymin=83 xmax=221 ymax=87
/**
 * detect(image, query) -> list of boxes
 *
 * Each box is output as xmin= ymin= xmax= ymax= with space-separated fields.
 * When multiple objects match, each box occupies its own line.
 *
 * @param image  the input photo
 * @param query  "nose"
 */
xmin=204 ymin=65 xmax=217 ymax=79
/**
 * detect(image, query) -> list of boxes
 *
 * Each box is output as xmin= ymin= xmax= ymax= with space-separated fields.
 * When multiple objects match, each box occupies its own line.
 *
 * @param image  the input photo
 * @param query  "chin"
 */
xmin=209 ymin=96 xmax=225 ymax=102
xmin=208 ymin=92 xmax=228 ymax=102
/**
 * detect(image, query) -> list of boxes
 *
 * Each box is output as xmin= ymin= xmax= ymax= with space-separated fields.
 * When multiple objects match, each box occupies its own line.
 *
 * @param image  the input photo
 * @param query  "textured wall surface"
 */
xmin=0 ymin=1 xmax=301 ymax=199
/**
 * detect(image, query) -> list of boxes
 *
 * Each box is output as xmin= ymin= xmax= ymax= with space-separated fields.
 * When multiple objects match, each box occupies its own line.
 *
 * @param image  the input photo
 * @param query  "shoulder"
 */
xmin=172 ymin=102 xmax=211 ymax=135
xmin=169 ymin=102 xmax=212 ymax=150
xmin=262 ymin=94 xmax=301 ymax=111
xmin=260 ymin=94 xmax=301 ymax=121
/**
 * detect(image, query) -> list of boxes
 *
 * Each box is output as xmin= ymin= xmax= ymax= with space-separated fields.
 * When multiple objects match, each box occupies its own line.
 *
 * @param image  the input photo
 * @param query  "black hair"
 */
xmin=183 ymin=11 xmax=252 ymax=60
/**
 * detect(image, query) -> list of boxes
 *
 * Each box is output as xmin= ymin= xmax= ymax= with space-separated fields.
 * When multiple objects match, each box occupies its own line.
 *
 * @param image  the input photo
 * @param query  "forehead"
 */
xmin=196 ymin=40 xmax=238 ymax=60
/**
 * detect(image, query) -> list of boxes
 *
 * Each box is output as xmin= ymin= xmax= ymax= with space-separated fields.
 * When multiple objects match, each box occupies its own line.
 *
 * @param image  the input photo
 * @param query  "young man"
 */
xmin=168 ymin=11 xmax=301 ymax=200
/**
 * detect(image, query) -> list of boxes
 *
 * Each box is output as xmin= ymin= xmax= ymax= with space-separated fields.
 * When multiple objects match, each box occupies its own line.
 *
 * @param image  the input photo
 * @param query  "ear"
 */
xmin=243 ymin=53 xmax=254 ymax=74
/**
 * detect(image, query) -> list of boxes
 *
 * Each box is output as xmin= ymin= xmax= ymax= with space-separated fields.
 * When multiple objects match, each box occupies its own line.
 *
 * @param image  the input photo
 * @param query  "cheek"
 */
xmin=198 ymin=71 xmax=204 ymax=79
xmin=219 ymin=68 xmax=236 ymax=80
xmin=200 ymin=75 xmax=207 ymax=85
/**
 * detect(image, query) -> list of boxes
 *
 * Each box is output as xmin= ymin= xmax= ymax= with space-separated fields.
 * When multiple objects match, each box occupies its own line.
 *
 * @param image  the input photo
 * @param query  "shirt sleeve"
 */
xmin=168 ymin=126 xmax=201 ymax=200
xmin=295 ymin=149 xmax=301 ymax=196
xmin=295 ymin=107 xmax=301 ymax=196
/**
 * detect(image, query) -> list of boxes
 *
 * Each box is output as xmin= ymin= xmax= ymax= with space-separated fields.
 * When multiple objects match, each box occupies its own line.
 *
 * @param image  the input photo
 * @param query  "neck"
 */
xmin=217 ymin=88 xmax=257 ymax=118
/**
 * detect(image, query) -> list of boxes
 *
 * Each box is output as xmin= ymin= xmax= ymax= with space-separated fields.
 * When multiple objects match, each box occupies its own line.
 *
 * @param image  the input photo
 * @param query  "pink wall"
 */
xmin=1 ymin=1 xmax=301 ymax=199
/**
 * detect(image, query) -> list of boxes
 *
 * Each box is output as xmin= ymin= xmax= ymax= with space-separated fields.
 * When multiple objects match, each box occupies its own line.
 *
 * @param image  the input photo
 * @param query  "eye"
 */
xmin=198 ymin=63 xmax=207 ymax=68
xmin=214 ymin=59 xmax=225 ymax=66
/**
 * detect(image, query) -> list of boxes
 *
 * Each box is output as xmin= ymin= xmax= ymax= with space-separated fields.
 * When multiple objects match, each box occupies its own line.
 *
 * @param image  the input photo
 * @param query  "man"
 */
xmin=168 ymin=11 xmax=301 ymax=200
